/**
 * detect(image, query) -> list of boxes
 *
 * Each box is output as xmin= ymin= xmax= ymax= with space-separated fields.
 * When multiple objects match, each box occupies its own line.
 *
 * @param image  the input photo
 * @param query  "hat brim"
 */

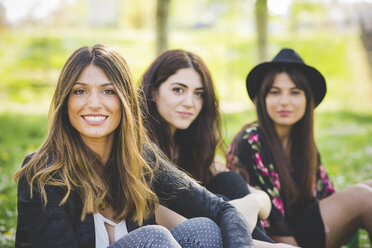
xmin=246 ymin=62 xmax=326 ymax=107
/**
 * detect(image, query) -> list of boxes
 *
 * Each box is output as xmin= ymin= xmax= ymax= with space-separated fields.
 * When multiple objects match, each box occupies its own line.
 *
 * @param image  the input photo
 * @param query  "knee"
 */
xmin=192 ymin=217 xmax=220 ymax=231
xmin=141 ymin=225 xmax=172 ymax=237
xmin=218 ymin=171 xmax=247 ymax=187
xmin=172 ymin=217 xmax=220 ymax=233
xmin=113 ymin=225 xmax=178 ymax=247
xmin=348 ymin=183 xmax=372 ymax=209
xmin=208 ymin=171 xmax=250 ymax=199
xmin=360 ymin=180 xmax=372 ymax=188
xmin=171 ymin=217 xmax=222 ymax=247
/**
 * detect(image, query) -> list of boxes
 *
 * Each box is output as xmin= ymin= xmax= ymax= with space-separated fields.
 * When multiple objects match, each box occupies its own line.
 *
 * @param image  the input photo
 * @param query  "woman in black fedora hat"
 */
xmin=227 ymin=48 xmax=372 ymax=248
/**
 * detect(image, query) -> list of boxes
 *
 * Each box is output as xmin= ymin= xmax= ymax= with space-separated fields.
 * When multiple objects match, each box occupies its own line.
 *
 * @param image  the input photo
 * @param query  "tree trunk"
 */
xmin=255 ymin=0 xmax=268 ymax=62
xmin=156 ymin=0 xmax=170 ymax=55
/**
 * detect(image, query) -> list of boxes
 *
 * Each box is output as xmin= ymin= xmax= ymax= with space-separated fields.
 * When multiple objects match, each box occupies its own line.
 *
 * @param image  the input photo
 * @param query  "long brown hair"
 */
xmin=14 ymin=44 xmax=158 ymax=224
xmin=256 ymin=67 xmax=317 ymax=216
xmin=140 ymin=49 xmax=222 ymax=184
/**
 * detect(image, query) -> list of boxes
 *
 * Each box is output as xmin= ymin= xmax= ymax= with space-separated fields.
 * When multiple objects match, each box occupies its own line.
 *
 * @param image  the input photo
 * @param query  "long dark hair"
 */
xmin=140 ymin=49 xmax=222 ymax=184
xmin=256 ymin=67 xmax=317 ymax=216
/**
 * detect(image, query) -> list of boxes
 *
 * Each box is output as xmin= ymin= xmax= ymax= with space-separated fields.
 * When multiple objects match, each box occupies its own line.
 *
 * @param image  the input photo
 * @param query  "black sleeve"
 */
xmin=16 ymin=155 xmax=81 ymax=248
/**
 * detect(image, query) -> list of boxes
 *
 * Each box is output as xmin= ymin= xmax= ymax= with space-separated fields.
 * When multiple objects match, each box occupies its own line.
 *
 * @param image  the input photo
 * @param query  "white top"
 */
xmin=93 ymin=212 xmax=128 ymax=248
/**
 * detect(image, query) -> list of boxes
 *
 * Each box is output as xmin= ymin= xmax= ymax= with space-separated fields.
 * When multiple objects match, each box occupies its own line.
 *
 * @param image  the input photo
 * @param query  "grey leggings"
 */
xmin=108 ymin=217 xmax=222 ymax=248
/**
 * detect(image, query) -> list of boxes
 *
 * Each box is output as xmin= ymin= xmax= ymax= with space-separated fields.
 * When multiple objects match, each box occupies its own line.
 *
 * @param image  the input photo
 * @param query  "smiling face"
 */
xmin=67 ymin=64 xmax=121 ymax=146
xmin=154 ymin=67 xmax=204 ymax=135
xmin=265 ymin=72 xmax=306 ymax=131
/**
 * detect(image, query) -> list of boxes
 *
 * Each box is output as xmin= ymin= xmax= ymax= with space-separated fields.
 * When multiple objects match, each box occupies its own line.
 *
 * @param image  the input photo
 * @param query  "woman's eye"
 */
xmin=172 ymin=87 xmax=184 ymax=93
xmin=195 ymin=91 xmax=204 ymax=98
xmin=103 ymin=89 xmax=116 ymax=95
xmin=269 ymin=90 xmax=280 ymax=95
xmin=291 ymin=90 xmax=302 ymax=95
xmin=72 ymin=89 xmax=85 ymax=95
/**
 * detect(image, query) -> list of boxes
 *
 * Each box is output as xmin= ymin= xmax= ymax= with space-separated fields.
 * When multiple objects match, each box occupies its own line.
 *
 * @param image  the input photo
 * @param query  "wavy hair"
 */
xmin=140 ymin=49 xmax=222 ymax=184
xmin=14 ymin=44 xmax=158 ymax=224
xmin=255 ymin=67 xmax=317 ymax=217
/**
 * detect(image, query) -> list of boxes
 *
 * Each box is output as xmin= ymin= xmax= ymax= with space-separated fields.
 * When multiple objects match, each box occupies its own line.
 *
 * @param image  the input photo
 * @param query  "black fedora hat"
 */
xmin=246 ymin=48 xmax=326 ymax=107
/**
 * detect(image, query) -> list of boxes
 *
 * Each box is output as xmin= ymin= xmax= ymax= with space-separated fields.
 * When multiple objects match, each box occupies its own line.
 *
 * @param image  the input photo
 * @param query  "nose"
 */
xmin=87 ymin=91 xmax=103 ymax=110
xmin=182 ymin=92 xmax=194 ymax=107
xmin=279 ymin=93 xmax=289 ymax=105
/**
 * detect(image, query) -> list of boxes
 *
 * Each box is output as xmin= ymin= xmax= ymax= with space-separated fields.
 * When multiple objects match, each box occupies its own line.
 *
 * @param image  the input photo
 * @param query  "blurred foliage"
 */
xmin=0 ymin=27 xmax=356 ymax=112
xmin=290 ymin=1 xmax=327 ymax=32
xmin=0 ymin=113 xmax=47 ymax=247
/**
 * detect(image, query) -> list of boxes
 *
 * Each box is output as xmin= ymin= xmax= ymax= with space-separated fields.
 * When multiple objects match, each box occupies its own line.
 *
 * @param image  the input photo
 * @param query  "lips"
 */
xmin=82 ymin=115 xmax=108 ymax=125
xmin=177 ymin=111 xmax=193 ymax=118
xmin=278 ymin=111 xmax=291 ymax=116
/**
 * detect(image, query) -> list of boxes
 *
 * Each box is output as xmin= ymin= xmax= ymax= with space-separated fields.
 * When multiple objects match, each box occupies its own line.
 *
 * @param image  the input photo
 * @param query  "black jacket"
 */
xmin=16 ymin=147 xmax=253 ymax=248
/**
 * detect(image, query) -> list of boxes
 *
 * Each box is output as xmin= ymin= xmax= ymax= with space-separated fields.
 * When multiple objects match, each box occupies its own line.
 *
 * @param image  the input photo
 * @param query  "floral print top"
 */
xmin=227 ymin=123 xmax=335 ymax=236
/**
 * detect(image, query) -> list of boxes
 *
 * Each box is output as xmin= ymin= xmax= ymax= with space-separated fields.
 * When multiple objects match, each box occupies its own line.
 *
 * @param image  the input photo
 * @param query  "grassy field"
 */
xmin=0 ymin=27 xmax=371 ymax=247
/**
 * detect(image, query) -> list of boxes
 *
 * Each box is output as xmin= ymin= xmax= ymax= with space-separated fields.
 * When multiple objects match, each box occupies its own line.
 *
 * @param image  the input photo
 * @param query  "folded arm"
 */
xmin=151 ymin=154 xmax=254 ymax=248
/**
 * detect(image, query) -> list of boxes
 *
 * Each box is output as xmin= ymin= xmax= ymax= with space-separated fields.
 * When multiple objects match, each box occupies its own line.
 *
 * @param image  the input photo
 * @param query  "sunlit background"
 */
xmin=0 ymin=0 xmax=371 ymax=247
xmin=1 ymin=0 xmax=372 ymax=112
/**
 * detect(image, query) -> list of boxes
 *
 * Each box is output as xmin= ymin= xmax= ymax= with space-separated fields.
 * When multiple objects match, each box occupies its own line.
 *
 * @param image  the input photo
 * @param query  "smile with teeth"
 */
xmin=82 ymin=115 xmax=107 ymax=122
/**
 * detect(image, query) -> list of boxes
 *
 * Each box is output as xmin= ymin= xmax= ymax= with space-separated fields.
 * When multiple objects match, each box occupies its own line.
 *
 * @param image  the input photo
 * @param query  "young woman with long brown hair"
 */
xmin=140 ymin=49 xmax=298 ymax=248
xmin=14 ymin=44 xmax=254 ymax=248
xmin=227 ymin=48 xmax=372 ymax=248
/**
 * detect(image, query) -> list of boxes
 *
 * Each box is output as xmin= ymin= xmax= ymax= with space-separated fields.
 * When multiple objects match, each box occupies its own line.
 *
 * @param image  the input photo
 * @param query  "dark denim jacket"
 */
xmin=16 ymin=147 xmax=253 ymax=248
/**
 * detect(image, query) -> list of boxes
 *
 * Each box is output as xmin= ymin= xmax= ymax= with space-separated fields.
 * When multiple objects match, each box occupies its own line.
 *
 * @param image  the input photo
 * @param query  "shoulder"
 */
xmin=17 ymin=152 xmax=37 ymax=188
xmin=142 ymin=143 xmax=177 ymax=178
xmin=233 ymin=122 xmax=260 ymax=140
xmin=18 ymin=152 xmax=55 ymax=181
xmin=20 ymin=151 xmax=55 ymax=169
xmin=21 ymin=152 xmax=36 ymax=167
xmin=230 ymin=123 xmax=264 ymax=150
xmin=142 ymin=142 xmax=165 ymax=171
xmin=17 ymin=152 xmax=66 ymax=204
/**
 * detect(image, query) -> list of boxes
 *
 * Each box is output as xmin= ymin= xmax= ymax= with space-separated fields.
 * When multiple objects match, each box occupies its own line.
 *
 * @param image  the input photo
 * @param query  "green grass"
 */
xmin=0 ymin=113 xmax=47 ymax=247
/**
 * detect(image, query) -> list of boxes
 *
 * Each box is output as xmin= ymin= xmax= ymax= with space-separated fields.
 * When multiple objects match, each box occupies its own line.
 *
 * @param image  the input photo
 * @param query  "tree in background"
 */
xmin=156 ymin=0 xmax=170 ymax=54
xmin=255 ymin=0 xmax=268 ymax=62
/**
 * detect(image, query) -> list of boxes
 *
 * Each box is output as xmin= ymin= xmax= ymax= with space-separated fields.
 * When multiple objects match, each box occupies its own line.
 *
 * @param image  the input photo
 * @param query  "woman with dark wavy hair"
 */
xmin=140 ymin=49 xmax=222 ymax=184
xmin=227 ymin=48 xmax=372 ymax=248
xmin=139 ymin=49 xmax=298 ymax=248
xmin=14 ymin=44 xmax=255 ymax=248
